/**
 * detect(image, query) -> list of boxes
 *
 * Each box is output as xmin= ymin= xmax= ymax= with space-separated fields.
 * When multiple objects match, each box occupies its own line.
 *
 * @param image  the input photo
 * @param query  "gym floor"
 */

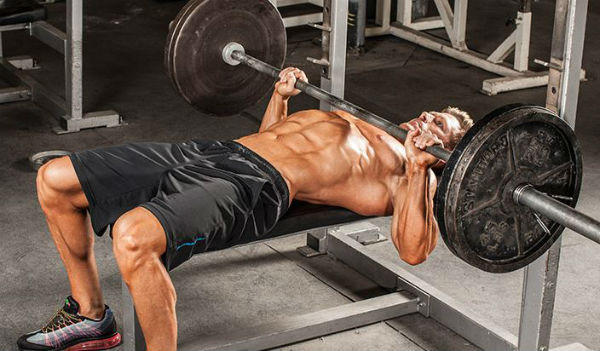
xmin=1 ymin=0 xmax=599 ymax=350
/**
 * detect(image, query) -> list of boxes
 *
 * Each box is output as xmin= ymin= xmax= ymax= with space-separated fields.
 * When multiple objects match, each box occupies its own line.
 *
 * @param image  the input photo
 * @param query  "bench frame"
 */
xmin=122 ymin=222 xmax=591 ymax=351
xmin=0 ymin=0 xmax=121 ymax=133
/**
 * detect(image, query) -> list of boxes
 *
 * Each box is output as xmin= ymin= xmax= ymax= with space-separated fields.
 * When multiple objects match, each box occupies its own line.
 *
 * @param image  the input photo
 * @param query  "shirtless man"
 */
xmin=18 ymin=67 xmax=472 ymax=351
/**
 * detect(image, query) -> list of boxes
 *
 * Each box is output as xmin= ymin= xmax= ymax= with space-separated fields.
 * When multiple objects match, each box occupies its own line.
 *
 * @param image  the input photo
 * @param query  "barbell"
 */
xmin=164 ymin=0 xmax=600 ymax=273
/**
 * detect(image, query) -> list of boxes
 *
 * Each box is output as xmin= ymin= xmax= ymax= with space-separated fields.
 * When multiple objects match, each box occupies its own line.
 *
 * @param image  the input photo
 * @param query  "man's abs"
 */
xmin=236 ymin=109 xmax=404 ymax=215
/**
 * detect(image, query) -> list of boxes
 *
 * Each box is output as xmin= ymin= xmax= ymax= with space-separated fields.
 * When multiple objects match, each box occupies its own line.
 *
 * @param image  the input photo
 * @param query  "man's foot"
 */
xmin=17 ymin=296 xmax=122 ymax=351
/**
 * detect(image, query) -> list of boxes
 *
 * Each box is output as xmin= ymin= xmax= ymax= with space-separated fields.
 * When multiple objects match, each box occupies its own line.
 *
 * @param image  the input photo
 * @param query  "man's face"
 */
xmin=399 ymin=111 xmax=463 ymax=150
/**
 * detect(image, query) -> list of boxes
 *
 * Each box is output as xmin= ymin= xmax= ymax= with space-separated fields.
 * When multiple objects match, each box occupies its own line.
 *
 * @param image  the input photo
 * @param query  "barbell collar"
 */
xmin=227 ymin=47 xmax=453 ymax=161
xmin=514 ymin=184 xmax=600 ymax=245
xmin=222 ymin=42 xmax=245 ymax=66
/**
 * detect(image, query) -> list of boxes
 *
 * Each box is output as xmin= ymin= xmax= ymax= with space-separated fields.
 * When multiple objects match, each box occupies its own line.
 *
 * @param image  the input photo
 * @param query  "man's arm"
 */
xmin=259 ymin=90 xmax=289 ymax=132
xmin=259 ymin=67 xmax=308 ymax=132
xmin=390 ymin=128 xmax=440 ymax=265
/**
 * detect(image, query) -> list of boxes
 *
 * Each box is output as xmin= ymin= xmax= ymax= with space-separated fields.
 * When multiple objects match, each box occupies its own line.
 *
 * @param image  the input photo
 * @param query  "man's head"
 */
xmin=399 ymin=106 xmax=473 ymax=151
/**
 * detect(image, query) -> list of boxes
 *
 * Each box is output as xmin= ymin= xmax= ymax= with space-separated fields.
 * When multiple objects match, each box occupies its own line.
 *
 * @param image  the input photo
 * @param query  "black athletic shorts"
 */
xmin=69 ymin=139 xmax=290 ymax=271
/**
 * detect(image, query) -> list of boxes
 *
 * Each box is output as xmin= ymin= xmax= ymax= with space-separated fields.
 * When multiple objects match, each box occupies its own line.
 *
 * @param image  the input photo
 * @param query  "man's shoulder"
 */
xmin=330 ymin=110 xmax=357 ymax=120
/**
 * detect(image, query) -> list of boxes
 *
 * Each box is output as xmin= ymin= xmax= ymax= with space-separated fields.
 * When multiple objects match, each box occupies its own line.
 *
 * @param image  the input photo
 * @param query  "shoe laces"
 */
xmin=41 ymin=309 xmax=83 ymax=333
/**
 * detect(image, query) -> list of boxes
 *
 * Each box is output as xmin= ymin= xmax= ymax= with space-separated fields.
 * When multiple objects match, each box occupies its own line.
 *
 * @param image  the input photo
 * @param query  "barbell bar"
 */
xmin=222 ymin=43 xmax=600 ymax=245
xmin=223 ymin=42 xmax=451 ymax=162
xmin=514 ymin=185 xmax=600 ymax=244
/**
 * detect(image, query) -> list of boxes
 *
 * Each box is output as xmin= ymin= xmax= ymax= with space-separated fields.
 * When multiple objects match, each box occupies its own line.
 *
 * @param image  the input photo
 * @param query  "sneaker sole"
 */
xmin=63 ymin=333 xmax=122 ymax=351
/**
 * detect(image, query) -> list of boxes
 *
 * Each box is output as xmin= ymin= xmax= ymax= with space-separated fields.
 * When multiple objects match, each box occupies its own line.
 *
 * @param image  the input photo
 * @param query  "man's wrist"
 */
xmin=274 ymin=90 xmax=291 ymax=102
xmin=406 ymin=162 xmax=429 ymax=175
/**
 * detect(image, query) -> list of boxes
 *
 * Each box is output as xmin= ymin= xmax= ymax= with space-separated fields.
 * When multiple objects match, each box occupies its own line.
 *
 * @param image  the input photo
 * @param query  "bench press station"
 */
xmin=123 ymin=0 xmax=594 ymax=350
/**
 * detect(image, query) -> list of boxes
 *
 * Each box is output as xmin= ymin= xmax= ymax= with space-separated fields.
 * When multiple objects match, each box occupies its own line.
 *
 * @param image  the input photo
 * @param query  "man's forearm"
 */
xmin=259 ymin=91 xmax=289 ymax=132
xmin=391 ymin=164 xmax=438 ymax=264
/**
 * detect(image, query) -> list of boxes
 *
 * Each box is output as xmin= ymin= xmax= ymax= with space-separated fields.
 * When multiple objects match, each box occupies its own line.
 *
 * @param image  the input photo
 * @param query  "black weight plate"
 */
xmin=165 ymin=0 xmax=287 ymax=116
xmin=165 ymin=0 xmax=203 ymax=86
xmin=435 ymin=105 xmax=582 ymax=273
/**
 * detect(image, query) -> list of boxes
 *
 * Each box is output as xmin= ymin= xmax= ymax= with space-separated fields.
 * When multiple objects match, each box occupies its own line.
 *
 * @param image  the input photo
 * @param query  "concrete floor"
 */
xmin=0 ymin=0 xmax=599 ymax=350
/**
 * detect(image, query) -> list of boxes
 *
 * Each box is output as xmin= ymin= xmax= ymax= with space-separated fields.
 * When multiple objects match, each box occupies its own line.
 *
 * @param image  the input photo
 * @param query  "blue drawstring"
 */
xmin=176 ymin=236 xmax=206 ymax=250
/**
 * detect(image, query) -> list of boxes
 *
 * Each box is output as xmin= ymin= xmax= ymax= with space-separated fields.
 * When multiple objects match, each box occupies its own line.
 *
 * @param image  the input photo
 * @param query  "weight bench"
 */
xmin=121 ymin=201 xmax=367 ymax=350
xmin=122 ymin=200 xmax=592 ymax=351
xmin=0 ymin=0 xmax=121 ymax=133
xmin=122 ymin=201 xmax=371 ymax=351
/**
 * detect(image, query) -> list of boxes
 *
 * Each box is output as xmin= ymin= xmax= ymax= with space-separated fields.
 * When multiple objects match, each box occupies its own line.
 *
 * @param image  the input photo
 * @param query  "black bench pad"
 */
xmin=263 ymin=200 xmax=369 ymax=239
xmin=0 ymin=0 xmax=47 ymax=26
xmin=196 ymin=201 xmax=369 ymax=259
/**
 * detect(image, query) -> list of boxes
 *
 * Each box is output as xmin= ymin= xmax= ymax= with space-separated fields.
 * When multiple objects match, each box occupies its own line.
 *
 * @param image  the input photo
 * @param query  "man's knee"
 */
xmin=37 ymin=156 xmax=85 ymax=209
xmin=112 ymin=208 xmax=166 ymax=276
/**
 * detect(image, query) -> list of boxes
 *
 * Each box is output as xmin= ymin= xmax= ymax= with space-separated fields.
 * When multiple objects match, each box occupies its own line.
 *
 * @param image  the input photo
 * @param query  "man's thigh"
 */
xmin=68 ymin=141 xmax=214 ymax=236
xmin=140 ymin=175 xmax=246 ymax=271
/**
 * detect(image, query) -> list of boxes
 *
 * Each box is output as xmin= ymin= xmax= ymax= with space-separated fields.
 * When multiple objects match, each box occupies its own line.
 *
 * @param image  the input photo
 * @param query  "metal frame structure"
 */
xmin=123 ymin=221 xmax=592 ymax=351
xmin=364 ymin=0 xmax=586 ymax=96
xmin=518 ymin=0 xmax=589 ymax=349
xmin=0 ymin=0 xmax=121 ymax=133
xmin=303 ymin=0 xmax=348 ymax=111
xmin=273 ymin=0 xmax=348 ymax=109
xmin=270 ymin=0 xmax=324 ymax=28
xmin=121 ymin=0 xmax=592 ymax=349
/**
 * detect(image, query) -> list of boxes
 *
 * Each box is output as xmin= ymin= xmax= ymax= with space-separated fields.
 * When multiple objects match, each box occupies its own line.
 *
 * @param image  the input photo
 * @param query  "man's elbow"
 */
xmin=399 ymin=251 xmax=428 ymax=266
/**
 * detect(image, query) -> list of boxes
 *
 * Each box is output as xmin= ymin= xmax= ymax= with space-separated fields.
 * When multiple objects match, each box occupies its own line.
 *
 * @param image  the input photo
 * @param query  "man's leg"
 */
xmin=112 ymin=207 xmax=177 ymax=350
xmin=37 ymin=157 xmax=105 ymax=319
